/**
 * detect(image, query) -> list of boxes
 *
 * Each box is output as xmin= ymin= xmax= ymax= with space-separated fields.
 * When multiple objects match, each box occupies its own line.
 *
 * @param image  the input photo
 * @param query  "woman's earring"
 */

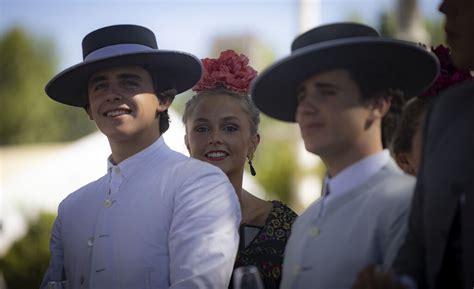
xmin=248 ymin=157 xmax=256 ymax=176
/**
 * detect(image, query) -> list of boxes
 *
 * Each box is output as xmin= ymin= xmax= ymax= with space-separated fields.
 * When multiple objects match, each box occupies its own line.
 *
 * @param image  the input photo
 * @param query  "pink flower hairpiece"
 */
xmin=420 ymin=45 xmax=473 ymax=98
xmin=192 ymin=50 xmax=257 ymax=94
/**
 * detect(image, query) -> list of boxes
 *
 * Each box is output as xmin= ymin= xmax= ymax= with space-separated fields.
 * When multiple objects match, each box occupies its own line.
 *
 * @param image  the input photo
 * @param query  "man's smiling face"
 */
xmin=86 ymin=65 xmax=167 ymax=143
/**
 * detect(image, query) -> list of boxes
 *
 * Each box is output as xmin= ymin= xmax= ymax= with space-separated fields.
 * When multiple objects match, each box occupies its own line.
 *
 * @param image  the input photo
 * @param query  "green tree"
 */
xmin=0 ymin=27 xmax=96 ymax=145
xmin=424 ymin=18 xmax=445 ymax=46
xmin=378 ymin=10 xmax=445 ymax=46
xmin=253 ymin=116 xmax=299 ymax=205
xmin=379 ymin=11 xmax=398 ymax=37
xmin=0 ymin=212 xmax=55 ymax=289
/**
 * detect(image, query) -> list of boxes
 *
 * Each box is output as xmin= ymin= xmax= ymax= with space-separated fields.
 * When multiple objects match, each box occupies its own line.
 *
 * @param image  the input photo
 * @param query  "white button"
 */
xmin=114 ymin=167 xmax=120 ymax=174
xmin=293 ymin=265 xmax=301 ymax=275
xmin=310 ymin=227 xmax=320 ymax=237
xmin=103 ymin=199 xmax=113 ymax=208
xmin=87 ymin=237 xmax=94 ymax=247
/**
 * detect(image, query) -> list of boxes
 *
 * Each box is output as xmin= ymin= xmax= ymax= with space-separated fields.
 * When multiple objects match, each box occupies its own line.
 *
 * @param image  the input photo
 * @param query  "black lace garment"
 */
xmin=233 ymin=200 xmax=298 ymax=289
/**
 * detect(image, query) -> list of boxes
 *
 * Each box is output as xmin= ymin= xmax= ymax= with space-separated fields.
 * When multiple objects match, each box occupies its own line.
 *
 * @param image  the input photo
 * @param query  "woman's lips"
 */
xmin=205 ymin=150 xmax=229 ymax=161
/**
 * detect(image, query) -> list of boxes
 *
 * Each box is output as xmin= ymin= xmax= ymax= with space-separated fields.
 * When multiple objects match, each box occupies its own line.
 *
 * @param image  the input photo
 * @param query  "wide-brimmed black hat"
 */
xmin=251 ymin=22 xmax=440 ymax=122
xmin=46 ymin=24 xmax=202 ymax=107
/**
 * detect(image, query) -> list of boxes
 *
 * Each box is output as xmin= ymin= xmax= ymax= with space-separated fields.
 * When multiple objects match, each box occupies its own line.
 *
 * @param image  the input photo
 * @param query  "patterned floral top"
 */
xmin=232 ymin=200 xmax=298 ymax=289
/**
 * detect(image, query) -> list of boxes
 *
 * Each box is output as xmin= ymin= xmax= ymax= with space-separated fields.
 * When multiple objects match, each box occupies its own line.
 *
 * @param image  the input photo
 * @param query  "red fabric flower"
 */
xmin=420 ymin=45 xmax=473 ymax=97
xmin=192 ymin=50 xmax=257 ymax=94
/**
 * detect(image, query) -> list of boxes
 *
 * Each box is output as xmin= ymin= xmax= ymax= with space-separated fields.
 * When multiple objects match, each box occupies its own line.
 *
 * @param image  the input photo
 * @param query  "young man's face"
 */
xmin=86 ymin=65 xmax=170 ymax=142
xmin=295 ymin=69 xmax=375 ymax=158
xmin=439 ymin=0 xmax=474 ymax=69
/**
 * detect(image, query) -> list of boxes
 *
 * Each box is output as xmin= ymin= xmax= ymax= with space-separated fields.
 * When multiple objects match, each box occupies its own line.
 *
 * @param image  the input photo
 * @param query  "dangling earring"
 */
xmin=248 ymin=157 xmax=256 ymax=176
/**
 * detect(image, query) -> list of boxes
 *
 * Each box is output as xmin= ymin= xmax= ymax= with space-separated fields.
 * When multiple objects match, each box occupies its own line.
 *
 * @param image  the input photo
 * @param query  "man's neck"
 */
xmin=323 ymin=142 xmax=383 ymax=178
xmin=109 ymin=132 xmax=161 ymax=164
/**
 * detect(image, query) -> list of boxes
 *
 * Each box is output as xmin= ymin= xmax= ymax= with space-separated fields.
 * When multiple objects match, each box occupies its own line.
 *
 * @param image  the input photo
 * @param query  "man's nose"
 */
xmin=297 ymin=96 xmax=319 ymax=116
xmin=106 ymin=86 xmax=124 ymax=102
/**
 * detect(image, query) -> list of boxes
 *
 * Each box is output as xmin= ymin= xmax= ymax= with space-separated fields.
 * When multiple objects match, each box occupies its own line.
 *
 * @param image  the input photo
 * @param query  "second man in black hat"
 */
xmin=251 ymin=22 xmax=438 ymax=289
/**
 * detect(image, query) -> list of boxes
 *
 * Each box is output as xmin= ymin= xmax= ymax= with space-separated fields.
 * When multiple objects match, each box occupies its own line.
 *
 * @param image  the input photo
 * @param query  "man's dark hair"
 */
xmin=155 ymin=88 xmax=177 ymax=134
xmin=346 ymin=66 xmax=409 ymax=148
xmin=146 ymin=66 xmax=178 ymax=135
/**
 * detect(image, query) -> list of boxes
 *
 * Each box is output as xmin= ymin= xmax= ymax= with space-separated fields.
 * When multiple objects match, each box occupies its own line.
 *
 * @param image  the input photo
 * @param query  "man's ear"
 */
xmin=157 ymin=96 xmax=172 ymax=113
xmin=395 ymin=152 xmax=415 ymax=176
xmin=369 ymin=95 xmax=391 ymax=120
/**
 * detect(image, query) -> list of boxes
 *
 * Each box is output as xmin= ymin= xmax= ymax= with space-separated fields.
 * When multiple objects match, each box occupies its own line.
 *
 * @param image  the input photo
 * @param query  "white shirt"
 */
xmin=281 ymin=154 xmax=415 ymax=289
xmin=41 ymin=137 xmax=241 ymax=289
xmin=322 ymin=150 xmax=391 ymax=209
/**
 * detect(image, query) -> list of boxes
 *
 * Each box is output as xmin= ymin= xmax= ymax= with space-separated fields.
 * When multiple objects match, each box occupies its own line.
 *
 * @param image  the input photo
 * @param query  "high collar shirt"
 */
xmin=322 ymin=150 xmax=391 ymax=210
xmin=41 ymin=136 xmax=241 ymax=289
xmin=281 ymin=155 xmax=415 ymax=289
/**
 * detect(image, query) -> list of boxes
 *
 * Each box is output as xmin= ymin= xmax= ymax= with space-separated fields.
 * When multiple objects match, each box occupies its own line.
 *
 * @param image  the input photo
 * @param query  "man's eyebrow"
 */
xmin=117 ymin=73 xmax=142 ymax=81
xmin=89 ymin=75 xmax=107 ymax=85
xmin=314 ymin=82 xmax=340 ymax=89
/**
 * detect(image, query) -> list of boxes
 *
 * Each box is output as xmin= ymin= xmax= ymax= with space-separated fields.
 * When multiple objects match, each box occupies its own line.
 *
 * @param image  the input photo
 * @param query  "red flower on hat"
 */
xmin=192 ymin=50 xmax=257 ymax=94
xmin=420 ymin=45 xmax=473 ymax=97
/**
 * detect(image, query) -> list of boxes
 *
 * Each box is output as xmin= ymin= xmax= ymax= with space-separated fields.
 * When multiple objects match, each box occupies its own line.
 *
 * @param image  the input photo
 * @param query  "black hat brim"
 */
xmin=251 ymin=37 xmax=439 ymax=122
xmin=46 ymin=50 xmax=202 ymax=107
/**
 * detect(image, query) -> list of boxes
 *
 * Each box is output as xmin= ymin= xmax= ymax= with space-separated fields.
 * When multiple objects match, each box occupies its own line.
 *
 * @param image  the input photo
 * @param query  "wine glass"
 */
xmin=233 ymin=265 xmax=264 ymax=289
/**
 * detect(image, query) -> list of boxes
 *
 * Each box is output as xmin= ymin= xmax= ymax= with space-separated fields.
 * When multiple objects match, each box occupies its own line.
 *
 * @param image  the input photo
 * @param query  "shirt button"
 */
xmin=87 ymin=237 xmax=94 ymax=247
xmin=114 ymin=167 xmax=120 ymax=174
xmin=309 ymin=227 xmax=320 ymax=237
xmin=293 ymin=265 xmax=301 ymax=275
xmin=103 ymin=199 xmax=113 ymax=208
xmin=80 ymin=276 xmax=85 ymax=285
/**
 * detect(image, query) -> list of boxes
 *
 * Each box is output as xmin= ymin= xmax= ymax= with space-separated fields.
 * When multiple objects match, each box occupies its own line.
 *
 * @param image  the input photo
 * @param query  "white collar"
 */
xmin=323 ymin=150 xmax=391 ymax=204
xmin=107 ymin=136 xmax=165 ymax=174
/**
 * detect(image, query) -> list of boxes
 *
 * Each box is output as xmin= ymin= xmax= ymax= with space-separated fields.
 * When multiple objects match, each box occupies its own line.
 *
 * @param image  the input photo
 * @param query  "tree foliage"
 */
xmin=0 ymin=212 xmax=55 ymax=289
xmin=0 ymin=27 xmax=96 ymax=145
xmin=253 ymin=116 xmax=299 ymax=205
xmin=378 ymin=10 xmax=445 ymax=46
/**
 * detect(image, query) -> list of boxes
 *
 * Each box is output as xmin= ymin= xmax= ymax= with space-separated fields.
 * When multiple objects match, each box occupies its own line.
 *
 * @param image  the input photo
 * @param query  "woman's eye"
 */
xmin=223 ymin=125 xmax=238 ymax=132
xmin=195 ymin=126 xmax=209 ymax=133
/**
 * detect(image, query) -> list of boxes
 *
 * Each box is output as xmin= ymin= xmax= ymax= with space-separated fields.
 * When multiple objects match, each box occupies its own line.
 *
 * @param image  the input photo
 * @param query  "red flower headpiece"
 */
xmin=192 ymin=50 xmax=257 ymax=94
xmin=420 ymin=45 xmax=473 ymax=97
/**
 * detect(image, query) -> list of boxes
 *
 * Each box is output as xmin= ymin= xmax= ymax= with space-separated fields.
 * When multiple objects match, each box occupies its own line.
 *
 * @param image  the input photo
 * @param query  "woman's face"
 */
xmin=185 ymin=93 xmax=259 ymax=179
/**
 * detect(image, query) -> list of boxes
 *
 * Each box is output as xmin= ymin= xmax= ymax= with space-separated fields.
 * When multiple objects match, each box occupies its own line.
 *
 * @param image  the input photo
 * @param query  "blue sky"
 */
xmin=1 ymin=0 xmax=443 ymax=70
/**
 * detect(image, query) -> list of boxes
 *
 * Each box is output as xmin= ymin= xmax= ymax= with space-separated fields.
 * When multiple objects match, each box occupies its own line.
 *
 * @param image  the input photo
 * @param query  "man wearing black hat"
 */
xmin=41 ymin=25 xmax=240 ymax=289
xmin=251 ymin=22 xmax=438 ymax=289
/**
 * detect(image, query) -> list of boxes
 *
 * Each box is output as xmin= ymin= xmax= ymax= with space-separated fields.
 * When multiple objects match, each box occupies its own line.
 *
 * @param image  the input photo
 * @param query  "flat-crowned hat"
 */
xmin=45 ymin=24 xmax=202 ymax=107
xmin=251 ymin=22 xmax=440 ymax=122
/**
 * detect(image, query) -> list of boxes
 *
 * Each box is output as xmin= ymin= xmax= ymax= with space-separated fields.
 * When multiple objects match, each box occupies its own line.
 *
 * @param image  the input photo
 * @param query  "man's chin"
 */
xmin=303 ymin=142 xmax=323 ymax=156
xmin=100 ymin=128 xmax=136 ymax=142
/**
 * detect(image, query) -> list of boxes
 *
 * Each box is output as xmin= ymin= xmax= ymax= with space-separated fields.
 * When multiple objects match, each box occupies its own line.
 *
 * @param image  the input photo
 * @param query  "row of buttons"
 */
xmin=292 ymin=227 xmax=321 ymax=277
